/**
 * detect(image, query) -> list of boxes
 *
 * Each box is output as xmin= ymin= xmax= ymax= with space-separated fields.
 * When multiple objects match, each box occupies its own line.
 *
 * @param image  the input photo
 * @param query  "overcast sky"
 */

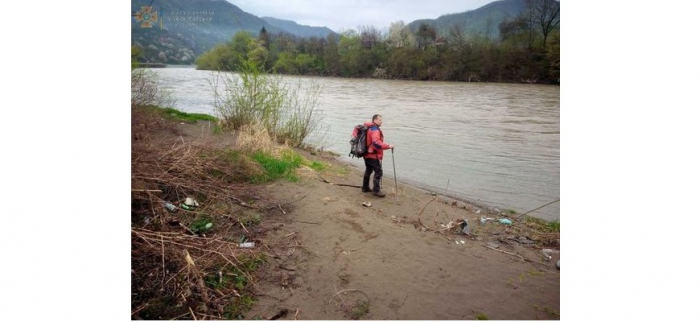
xmin=225 ymin=0 xmax=497 ymax=32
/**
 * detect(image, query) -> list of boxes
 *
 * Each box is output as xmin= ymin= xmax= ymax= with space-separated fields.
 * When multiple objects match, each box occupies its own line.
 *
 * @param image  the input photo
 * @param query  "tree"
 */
xmin=358 ymin=25 xmax=382 ymax=49
xmin=527 ymin=0 xmax=560 ymax=48
xmin=258 ymin=26 xmax=270 ymax=49
xmin=448 ymin=21 xmax=468 ymax=48
xmin=416 ymin=23 xmax=436 ymax=50
xmin=499 ymin=15 xmax=533 ymax=49
xmin=323 ymin=33 xmax=341 ymax=76
xmin=387 ymin=21 xmax=415 ymax=48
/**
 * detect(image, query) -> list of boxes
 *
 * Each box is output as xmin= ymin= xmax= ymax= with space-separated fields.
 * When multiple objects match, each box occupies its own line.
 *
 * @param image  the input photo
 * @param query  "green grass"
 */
xmin=546 ymin=220 xmax=560 ymax=232
xmin=189 ymin=214 xmax=214 ymax=234
xmin=308 ymin=160 xmax=326 ymax=171
xmin=143 ymin=105 xmax=218 ymax=123
xmin=525 ymin=216 xmax=560 ymax=233
xmin=348 ymin=300 xmax=370 ymax=320
xmin=476 ymin=312 xmax=489 ymax=320
xmin=212 ymin=254 xmax=266 ymax=319
xmin=250 ymin=150 xmax=303 ymax=183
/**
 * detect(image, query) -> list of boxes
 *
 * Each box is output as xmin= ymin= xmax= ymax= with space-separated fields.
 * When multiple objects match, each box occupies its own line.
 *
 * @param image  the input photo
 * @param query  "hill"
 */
xmin=261 ymin=17 xmax=335 ymax=38
xmin=132 ymin=0 xmax=323 ymax=64
xmin=409 ymin=0 xmax=529 ymax=38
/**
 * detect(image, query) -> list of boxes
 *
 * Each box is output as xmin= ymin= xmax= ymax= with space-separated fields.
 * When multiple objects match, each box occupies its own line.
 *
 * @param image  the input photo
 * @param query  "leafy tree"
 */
xmin=416 ymin=23 xmax=437 ymax=50
xmin=387 ymin=21 xmax=416 ymax=48
xmin=258 ymin=26 xmax=270 ymax=49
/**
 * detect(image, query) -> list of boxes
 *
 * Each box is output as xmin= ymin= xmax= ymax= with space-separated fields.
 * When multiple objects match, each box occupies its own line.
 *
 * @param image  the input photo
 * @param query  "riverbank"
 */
xmin=131 ymin=107 xmax=560 ymax=319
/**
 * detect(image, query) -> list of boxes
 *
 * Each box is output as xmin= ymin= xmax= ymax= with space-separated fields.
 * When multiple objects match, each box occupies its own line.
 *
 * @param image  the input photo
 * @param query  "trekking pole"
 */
xmin=392 ymin=148 xmax=398 ymax=202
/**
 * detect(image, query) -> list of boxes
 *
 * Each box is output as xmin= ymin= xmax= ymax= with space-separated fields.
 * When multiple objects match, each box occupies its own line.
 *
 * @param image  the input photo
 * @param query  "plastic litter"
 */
xmin=239 ymin=242 xmax=255 ymax=248
xmin=541 ymin=249 xmax=553 ymax=261
xmin=480 ymin=216 xmax=494 ymax=224
xmin=460 ymin=219 xmax=469 ymax=235
xmin=180 ymin=204 xmax=192 ymax=210
xmin=184 ymin=197 xmax=200 ymax=207
xmin=164 ymin=202 xmax=178 ymax=212
xmin=362 ymin=201 xmax=372 ymax=207
xmin=498 ymin=218 xmax=512 ymax=225
xmin=205 ymin=223 xmax=213 ymax=229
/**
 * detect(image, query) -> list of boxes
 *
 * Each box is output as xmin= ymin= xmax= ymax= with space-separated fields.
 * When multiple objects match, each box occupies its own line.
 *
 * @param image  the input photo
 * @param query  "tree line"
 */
xmin=195 ymin=1 xmax=559 ymax=84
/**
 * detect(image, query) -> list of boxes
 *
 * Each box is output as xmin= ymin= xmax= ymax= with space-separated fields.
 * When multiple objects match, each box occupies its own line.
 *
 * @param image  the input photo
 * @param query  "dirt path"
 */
xmin=165 ymin=120 xmax=560 ymax=320
xmin=247 ymin=154 xmax=560 ymax=320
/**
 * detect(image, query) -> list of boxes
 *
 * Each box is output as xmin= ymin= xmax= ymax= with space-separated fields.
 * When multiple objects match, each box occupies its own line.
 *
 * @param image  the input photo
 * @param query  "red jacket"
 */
xmin=362 ymin=121 xmax=391 ymax=160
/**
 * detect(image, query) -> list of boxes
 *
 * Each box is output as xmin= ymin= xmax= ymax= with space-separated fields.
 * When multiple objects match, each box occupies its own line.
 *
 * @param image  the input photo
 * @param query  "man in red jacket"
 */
xmin=362 ymin=114 xmax=394 ymax=197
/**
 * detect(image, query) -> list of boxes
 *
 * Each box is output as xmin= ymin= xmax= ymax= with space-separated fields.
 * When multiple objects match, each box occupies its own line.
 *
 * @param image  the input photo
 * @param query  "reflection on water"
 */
xmin=151 ymin=67 xmax=560 ymax=221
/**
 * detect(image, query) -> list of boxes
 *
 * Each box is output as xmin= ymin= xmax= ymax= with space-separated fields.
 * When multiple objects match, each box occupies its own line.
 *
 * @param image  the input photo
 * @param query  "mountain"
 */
xmin=408 ymin=0 xmax=528 ymax=38
xmin=261 ymin=17 xmax=335 ymax=38
xmin=131 ymin=0 xmax=331 ymax=64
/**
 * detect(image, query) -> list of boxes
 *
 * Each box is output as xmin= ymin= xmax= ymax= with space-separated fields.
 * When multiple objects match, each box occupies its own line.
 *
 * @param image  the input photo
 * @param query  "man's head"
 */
xmin=372 ymin=114 xmax=383 ymax=127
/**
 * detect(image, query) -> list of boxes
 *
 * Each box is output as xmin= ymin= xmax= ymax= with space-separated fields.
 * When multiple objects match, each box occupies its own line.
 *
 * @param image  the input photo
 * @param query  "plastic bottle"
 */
xmin=164 ymin=202 xmax=177 ymax=212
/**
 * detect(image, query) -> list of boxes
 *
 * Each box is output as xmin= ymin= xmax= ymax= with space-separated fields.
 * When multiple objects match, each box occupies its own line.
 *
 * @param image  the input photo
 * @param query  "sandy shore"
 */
xmin=157 ymin=120 xmax=561 ymax=320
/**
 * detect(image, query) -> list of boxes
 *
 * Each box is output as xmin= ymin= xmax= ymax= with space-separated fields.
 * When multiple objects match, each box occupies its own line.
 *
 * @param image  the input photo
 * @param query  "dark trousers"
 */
xmin=363 ymin=158 xmax=383 ymax=192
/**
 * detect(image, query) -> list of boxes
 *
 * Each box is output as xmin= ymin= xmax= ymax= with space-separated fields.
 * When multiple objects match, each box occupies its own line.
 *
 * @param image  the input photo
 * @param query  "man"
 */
xmin=361 ymin=114 xmax=394 ymax=197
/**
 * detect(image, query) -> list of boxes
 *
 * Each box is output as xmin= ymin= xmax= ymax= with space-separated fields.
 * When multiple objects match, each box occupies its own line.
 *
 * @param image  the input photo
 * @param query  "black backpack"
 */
xmin=349 ymin=124 xmax=368 ymax=158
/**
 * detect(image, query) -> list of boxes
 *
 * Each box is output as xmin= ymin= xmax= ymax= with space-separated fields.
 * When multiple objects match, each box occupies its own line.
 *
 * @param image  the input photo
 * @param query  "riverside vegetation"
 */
xmin=131 ymin=57 xmax=560 ymax=319
xmin=131 ymin=59 xmax=332 ymax=319
xmin=193 ymin=0 xmax=559 ymax=84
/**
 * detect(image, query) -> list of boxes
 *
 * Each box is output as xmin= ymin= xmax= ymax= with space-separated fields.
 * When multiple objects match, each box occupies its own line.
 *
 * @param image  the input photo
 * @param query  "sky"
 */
xmin=226 ymin=0 xmax=496 ymax=32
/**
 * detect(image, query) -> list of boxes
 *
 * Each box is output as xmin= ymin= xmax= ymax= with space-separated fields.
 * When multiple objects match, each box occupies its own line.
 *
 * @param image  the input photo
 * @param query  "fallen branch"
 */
xmin=328 ymin=288 xmax=371 ymax=306
xmin=482 ymin=245 xmax=550 ymax=267
xmin=517 ymin=199 xmax=560 ymax=218
xmin=417 ymin=197 xmax=439 ymax=232
xmin=294 ymin=220 xmax=321 ymax=225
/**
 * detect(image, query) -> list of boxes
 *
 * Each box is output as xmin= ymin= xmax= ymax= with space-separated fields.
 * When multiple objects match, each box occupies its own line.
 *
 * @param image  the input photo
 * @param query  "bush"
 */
xmin=210 ymin=61 xmax=324 ymax=148
xmin=131 ymin=68 xmax=175 ymax=107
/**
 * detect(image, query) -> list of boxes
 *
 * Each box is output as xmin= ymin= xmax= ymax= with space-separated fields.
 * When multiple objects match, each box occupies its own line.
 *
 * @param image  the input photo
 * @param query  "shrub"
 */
xmin=210 ymin=61 xmax=324 ymax=148
xmin=131 ymin=68 xmax=175 ymax=107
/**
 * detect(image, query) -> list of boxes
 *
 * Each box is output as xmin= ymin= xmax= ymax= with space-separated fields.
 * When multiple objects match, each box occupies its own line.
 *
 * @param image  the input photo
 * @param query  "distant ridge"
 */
xmin=408 ymin=0 xmax=529 ymax=38
xmin=261 ymin=17 xmax=335 ymax=38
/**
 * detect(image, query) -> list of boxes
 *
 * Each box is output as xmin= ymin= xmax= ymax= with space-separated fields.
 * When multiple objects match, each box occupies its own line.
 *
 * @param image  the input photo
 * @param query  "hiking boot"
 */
xmin=362 ymin=187 xmax=372 ymax=193
xmin=373 ymin=191 xmax=386 ymax=197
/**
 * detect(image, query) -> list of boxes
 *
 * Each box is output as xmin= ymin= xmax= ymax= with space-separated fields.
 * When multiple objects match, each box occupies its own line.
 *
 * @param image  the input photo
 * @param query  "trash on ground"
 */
xmin=204 ymin=223 xmax=213 ymax=229
xmin=239 ymin=242 xmax=255 ymax=248
xmin=557 ymin=260 xmax=560 ymax=270
xmin=460 ymin=219 xmax=469 ymax=235
xmin=362 ymin=201 xmax=372 ymax=207
xmin=498 ymin=218 xmax=512 ymax=225
xmin=541 ymin=249 xmax=553 ymax=260
xmin=164 ymin=202 xmax=178 ymax=212
xmin=480 ymin=216 xmax=494 ymax=224
xmin=180 ymin=204 xmax=192 ymax=210
xmin=440 ymin=221 xmax=455 ymax=229
xmin=487 ymin=242 xmax=499 ymax=249
xmin=184 ymin=197 xmax=200 ymax=207
xmin=517 ymin=236 xmax=535 ymax=244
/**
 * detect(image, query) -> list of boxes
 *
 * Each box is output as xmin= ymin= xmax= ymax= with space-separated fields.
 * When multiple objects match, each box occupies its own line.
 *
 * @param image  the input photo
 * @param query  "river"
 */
xmin=148 ymin=66 xmax=560 ymax=221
